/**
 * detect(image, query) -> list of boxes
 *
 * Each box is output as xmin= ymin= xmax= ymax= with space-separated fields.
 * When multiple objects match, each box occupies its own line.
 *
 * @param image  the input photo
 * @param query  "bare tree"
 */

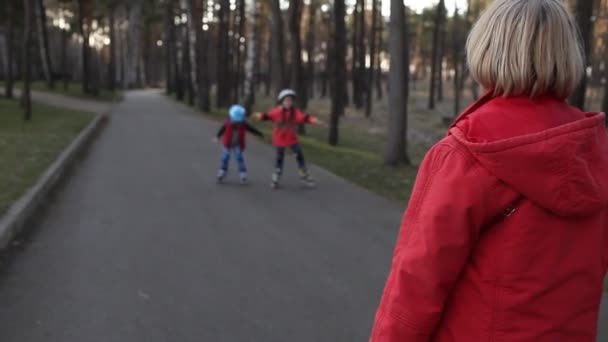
xmin=270 ymin=0 xmax=286 ymax=94
xmin=191 ymin=0 xmax=210 ymax=111
xmin=235 ymin=0 xmax=246 ymax=100
xmin=437 ymin=2 xmax=447 ymax=102
xmin=304 ymin=0 xmax=317 ymax=108
xmin=289 ymin=0 xmax=304 ymax=105
xmin=23 ymin=0 xmax=34 ymax=121
xmin=215 ymin=0 xmax=230 ymax=106
xmin=365 ymin=0 xmax=379 ymax=117
xmin=384 ymin=0 xmax=409 ymax=165
xmin=182 ymin=8 xmax=194 ymax=106
xmin=164 ymin=0 xmax=175 ymax=94
xmin=454 ymin=0 xmax=472 ymax=117
xmin=36 ymin=0 xmax=54 ymax=89
xmin=77 ymin=0 xmax=90 ymax=94
xmin=428 ymin=0 xmax=445 ymax=109
xmin=329 ymin=0 xmax=346 ymax=146
xmin=375 ymin=3 xmax=383 ymax=100
xmin=570 ymin=0 xmax=595 ymax=110
xmin=243 ymin=0 xmax=258 ymax=113
xmin=107 ymin=2 xmax=118 ymax=92
xmin=451 ymin=4 xmax=462 ymax=122
xmin=5 ymin=0 xmax=15 ymax=99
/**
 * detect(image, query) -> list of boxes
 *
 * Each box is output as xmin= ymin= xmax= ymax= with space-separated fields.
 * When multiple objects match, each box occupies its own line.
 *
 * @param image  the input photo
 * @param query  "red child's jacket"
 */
xmin=262 ymin=106 xmax=316 ymax=147
xmin=370 ymin=94 xmax=608 ymax=342
xmin=216 ymin=121 xmax=263 ymax=151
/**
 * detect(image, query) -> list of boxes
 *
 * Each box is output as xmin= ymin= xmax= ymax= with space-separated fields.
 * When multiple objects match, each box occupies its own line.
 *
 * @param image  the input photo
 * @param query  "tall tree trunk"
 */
xmin=142 ymin=20 xmax=151 ymax=87
xmin=437 ymin=3 xmax=446 ymax=102
xmin=126 ymin=1 xmax=143 ymax=88
xmin=329 ymin=0 xmax=346 ymax=146
xmin=365 ymin=0 xmax=378 ymax=117
xmin=356 ymin=0 xmax=366 ymax=108
xmin=570 ymin=0 xmax=595 ymax=110
xmin=183 ymin=22 xmax=194 ymax=106
xmin=118 ymin=8 xmax=126 ymax=88
xmin=61 ymin=27 xmax=69 ymax=91
xmin=429 ymin=0 xmax=444 ymax=109
xmin=264 ymin=30 xmax=271 ymax=96
xmin=78 ymin=0 xmax=90 ymax=94
xmin=235 ymin=0 xmax=246 ymax=101
xmin=191 ymin=0 xmax=210 ymax=111
xmin=108 ymin=6 xmax=117 ymax=92
xmin=451 ymin=4 xmax=461 ymax=122
xmin=23 ymin=0 xmax=34 ymax=121
xmin=303 ymin=0 xmax=317 ymax=108
xmin=165 ymin=1 xmax=175 ymax=94
xmin=215 ymin=0 xmax=229 ymax=107
xmin=375 ymin=2 xmax=383 ymax=100
xmin=36 ymin=0 xmax=54 ymax=89
xmin=5 ymin=0 xmax=15 ymax=99
xmin=270 ymin=0 xmax=286 ymax=95
xmin=289 ymin=0 xmax=304 ymax=104
xmin=351 ymin=0 xmax=361 ymax=108
xmin=243 ymin=0 xmax=258 ymax=113
xmin=321 ymin=12 xmax=331 ymax=99
xmin=384 ymin=0 xmax=409 ymax=165
xmin=289 ymin=0 xmax=305 ymax=133
xmin=454 ymin=0 xmax=472 ymax=116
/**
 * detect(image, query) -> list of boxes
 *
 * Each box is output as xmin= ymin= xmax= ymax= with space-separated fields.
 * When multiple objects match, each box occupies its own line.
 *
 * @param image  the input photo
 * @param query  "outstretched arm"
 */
xmin=297 ymin=110 xmax=325 ymax=126
xmin=216 ymin=124 xmax=226 ymax=138
xmin=245 ymin=122 xmax=264 ymax=138
xmin=253 ymin=112 xmax=271 ymax=121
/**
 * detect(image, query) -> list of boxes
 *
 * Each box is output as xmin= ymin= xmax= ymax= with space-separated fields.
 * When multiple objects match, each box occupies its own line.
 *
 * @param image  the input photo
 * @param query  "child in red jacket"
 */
xmin=254 ymin=89 xmax=324 ymax=188
xmin=215 ymin=105 xmax=263 ymax=184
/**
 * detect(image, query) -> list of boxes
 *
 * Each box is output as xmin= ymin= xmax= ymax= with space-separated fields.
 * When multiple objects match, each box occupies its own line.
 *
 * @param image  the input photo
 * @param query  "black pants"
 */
xmin=275 ymin=144 xmax=306 ymax=174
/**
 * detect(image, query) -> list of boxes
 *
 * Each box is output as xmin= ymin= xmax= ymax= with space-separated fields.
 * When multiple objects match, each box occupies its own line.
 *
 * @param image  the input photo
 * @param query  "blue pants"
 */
xmin=275 ymin=144 xmax=306 ymax=174
xmin=220 ymin=147 xmax=247 ymax=173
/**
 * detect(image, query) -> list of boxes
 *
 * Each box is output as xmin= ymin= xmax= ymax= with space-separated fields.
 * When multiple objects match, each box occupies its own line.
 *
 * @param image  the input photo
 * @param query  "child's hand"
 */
xmin=314 ymin=118 xmax=327 ymax=127
xmin=253 ymin=112 xmax=264 ymax=121
xmin=212 ymin=137 xmax=219 ymax=143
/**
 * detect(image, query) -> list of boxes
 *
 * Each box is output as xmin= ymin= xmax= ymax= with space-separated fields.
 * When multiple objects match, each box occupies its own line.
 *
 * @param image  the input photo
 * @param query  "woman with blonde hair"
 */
xmin=369 ymin=0 xmax=608 ymax=341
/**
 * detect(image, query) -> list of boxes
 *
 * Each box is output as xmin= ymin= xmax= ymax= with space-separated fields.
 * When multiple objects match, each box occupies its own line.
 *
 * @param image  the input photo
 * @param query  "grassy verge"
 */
xmin=26 ymin=81 xmax=124 ymax=102
xmin=0 ymin=98 xmax=95 ymax=215
xmin=204 ymin=105 xmax=421 ymax=204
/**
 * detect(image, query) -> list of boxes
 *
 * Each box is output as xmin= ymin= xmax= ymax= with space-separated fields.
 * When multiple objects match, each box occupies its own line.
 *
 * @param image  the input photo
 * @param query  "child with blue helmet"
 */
xmin=215 ymin=105 xmax=263 ymax=184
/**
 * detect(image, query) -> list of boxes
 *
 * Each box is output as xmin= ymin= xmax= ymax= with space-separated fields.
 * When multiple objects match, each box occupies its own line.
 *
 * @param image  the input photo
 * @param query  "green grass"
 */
xmin=26 ymin=81 xmax=124 ymax=102
xmin=32 ymin=81 xmax=125 ymax=102
xmin=206 ymin=105 xmax=421 ymax=204
xmin=0 ymin=98 xmax=95 ymax=215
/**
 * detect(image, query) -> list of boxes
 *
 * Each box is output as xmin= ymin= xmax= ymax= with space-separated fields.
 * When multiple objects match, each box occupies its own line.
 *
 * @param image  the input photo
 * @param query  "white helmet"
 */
xmin=277 ymin=89 xmax=297 ymax=103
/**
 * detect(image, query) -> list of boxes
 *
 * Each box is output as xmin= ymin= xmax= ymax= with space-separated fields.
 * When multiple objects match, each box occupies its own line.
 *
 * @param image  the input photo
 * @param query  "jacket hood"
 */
xmin=449 ymin=95 xmax=608 ymax=217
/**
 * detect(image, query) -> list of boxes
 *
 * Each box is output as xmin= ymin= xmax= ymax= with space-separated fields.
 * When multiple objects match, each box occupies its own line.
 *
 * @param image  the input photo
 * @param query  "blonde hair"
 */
xmin=466 ymin=0 xmax=584 ymax=99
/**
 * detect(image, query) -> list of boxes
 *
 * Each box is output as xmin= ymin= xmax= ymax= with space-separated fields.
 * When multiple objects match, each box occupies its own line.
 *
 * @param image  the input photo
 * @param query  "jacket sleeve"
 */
xmin=370 ymin=140 xmax=515 ymax=342
xmin=216 ymin=123 xmax=226 ymax=138
xmin=245 ymin=122 xmax=264 ymax=138
xmin=260 ymin=108 xmax=278 ymax=122
xmin=295 ymin=109 xmax=316 ymax=124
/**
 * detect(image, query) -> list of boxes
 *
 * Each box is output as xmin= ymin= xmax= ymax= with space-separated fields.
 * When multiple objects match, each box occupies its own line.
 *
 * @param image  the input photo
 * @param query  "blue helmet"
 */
xmin=229 ymin=105 xmax=246 ymax=122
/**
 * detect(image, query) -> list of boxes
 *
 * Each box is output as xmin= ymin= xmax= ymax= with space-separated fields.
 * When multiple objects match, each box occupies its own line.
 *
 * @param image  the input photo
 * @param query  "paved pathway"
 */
xmin=0 ymin=90 xmax=605 ymax=341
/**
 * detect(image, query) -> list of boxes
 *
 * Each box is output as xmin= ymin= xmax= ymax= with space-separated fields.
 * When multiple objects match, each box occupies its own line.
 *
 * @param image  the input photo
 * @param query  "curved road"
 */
xmin=0 ymin=90 xmax=605 ymax=341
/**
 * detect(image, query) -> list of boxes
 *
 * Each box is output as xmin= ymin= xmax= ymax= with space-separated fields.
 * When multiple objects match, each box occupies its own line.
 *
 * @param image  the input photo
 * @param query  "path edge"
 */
xmin=0 ymin=113 xmax=109 ymax=250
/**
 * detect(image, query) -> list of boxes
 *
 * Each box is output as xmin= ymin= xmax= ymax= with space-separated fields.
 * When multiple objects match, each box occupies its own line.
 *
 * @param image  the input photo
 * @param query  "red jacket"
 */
xmin=262 ymin=106 xmax=315 ymax=147
xmin=370 ymin=94 xmax=608 ymax=342
xmin=217 ymin=121 xmax=263 ymax=151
